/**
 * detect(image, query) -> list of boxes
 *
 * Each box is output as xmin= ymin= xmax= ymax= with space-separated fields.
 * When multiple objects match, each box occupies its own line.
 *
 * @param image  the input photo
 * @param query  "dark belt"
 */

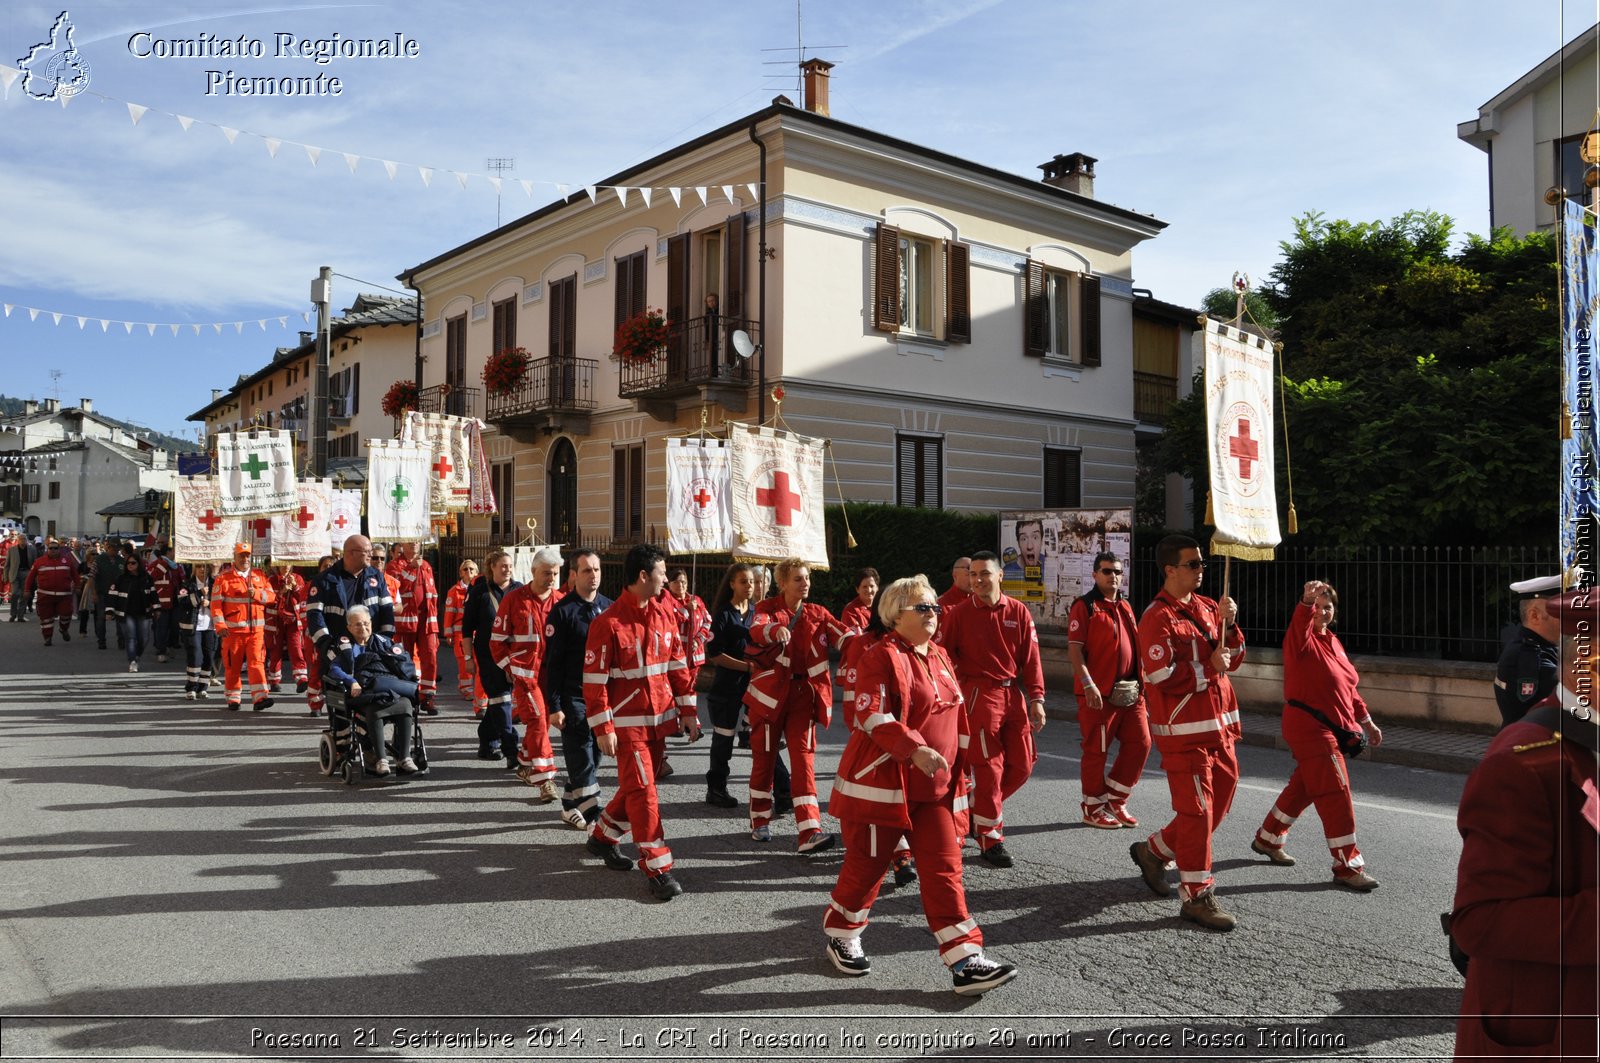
xmin=969 ymin=676 xmax=1014 ymax=688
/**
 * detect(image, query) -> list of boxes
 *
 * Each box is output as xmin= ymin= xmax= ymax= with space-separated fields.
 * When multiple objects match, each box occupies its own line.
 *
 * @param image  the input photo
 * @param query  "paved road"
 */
xmin=0 ymin=617 xmax=1469 ymax=1061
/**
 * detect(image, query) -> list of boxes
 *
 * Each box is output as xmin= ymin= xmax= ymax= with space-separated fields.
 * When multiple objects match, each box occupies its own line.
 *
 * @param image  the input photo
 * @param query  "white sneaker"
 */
xmin=128 ymin=661 xmax=138 ymax=673
xmin=560 ymin=807 xmax=588 ymax=831
xmin=156 ymin=654 xmax=167 ymax=663
xmin=184 ymin=690 xmax=196 ymax=701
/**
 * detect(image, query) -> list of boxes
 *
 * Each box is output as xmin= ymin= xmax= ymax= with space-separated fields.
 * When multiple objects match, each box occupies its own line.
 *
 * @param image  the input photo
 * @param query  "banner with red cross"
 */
xmin=215 ymin=429 xmax=297 ymax=516
xmin=366 ymin=439 xmax=432 ymax=542
xmin=173 ymin=477 xmax=242 ymax=563
xmin=1201 ymin=318 xmax=1281 ymax=559
xmin=726 ymin=422 xmax=828 ymax=568
xmin=328 ymin=489 xmax=363 ymax=552
xmin=268 ymin=479 xmax=333 ymax=563
xmin=400 ymin=410 xmax=475 ymax=511
xmin=665 ymin=437 xmax=733 ymax=554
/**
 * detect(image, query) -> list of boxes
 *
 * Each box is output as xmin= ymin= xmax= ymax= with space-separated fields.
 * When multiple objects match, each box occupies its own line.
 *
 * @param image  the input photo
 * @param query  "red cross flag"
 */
xmin=400 ymin=410 xmax=476 ymax=511
xmin=665 ymin=437 xmax=733 ymax=554
xmin=268 ymin=479 xmax=333 ymax=562
xmin=328 ymin=489 xmax=363 ymax=553
xmin=727 ymin=422 xmax=828 ymax=568
xmin=1202 ymin=318 xmax=1281 ymax=559
xmin=174 ymin=477 xmax=242 ymax=563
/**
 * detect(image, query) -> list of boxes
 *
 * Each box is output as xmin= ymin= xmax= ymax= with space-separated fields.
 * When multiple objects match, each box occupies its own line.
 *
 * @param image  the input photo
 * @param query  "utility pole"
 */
xmin=310 ymin=267 xmax=331 ymax=478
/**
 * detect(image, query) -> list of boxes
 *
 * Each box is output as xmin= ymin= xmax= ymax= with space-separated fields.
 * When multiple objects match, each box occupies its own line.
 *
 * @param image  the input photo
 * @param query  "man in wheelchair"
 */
xmin=327 ymin=604 xmax=421 ymax=776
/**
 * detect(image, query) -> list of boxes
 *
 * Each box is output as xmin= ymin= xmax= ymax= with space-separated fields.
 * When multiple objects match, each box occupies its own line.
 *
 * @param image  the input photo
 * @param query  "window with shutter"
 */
xmin=548 ymin=275 xmax=576 ymax=359
xmin=872 ymin=223 xmax=902 ymax=332
xmin=492 ymin=297 xmax=517 ymax=354
xmin=1023 ymin=260 xmax=1048 ymax=356
xmin=722 ymin=213 xmax=746 ymax=318
xmin=895 ymin=433 xmax=943 ymax=508
xmin=491 ymin=460 xmax=515 ymax=538
xmin=1079 ymin=274 xmax=1102 ymax=367
xmin=946 ymin=242 xmax=971 ymax=343
xmin=446 ymin=314 xmax=467 ymax=390
xmin=612 ymin=444 xmax=645 ymax=541
xmin=1043 ymin=447 xmax=1082 ymax=508
xmin=351 ymin=362 xmax=359 ymax=414
xmin=614 ymin=250 xmax=647 ymax=329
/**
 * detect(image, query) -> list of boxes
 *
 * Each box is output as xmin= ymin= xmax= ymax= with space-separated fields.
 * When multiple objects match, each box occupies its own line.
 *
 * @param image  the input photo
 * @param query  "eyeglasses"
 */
xmin=904 ymin=602 xmax=944 ymax=615
xmin=1098 ymin=568 xmax=1124 ymax=576
xmin=1177 ymin=559 xmax=1207 ymax=570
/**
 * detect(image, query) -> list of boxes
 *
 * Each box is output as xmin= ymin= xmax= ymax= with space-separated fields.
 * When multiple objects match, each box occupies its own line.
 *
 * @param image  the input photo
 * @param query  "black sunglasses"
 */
xmin=1098 ymin=567 xmax=1123 ymax=576
xmin=904 ymin=602 xmax=944 ymax=615
xmin=1177 ymin=559 xmax=1207 ymax=570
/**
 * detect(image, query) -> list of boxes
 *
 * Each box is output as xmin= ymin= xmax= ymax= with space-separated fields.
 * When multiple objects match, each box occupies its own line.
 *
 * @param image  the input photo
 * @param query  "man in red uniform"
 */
xmin=264 ymin=562 xmax=307 ymax=692
xmin=936 ymin=557 xmax=971 ymax=611
xmin=582 ymin=543 xmax=700 ymax=901
xmin=1451 ymin=587 xmax=1598 ymax=1061
xmin=938 ymin=550 xmax=1045 ymax=868
xmin=1067 ymin=550 xmax=1149 ymax=830
xmin=145 ymin=541 xmax=182 ymax=661
xmin=24 ymin=538 xmax=80 ymax=645
xmin=744 ymin=557 xmax=856 ymax=854
xmin=1129 ymin=534 xmax=1244 ymax=930
xmin=491 ymin=546 xmax=564 ymax=801
xmin=211 ymin=543 xmax=277 ymax=711
xmin=388 ymin=541 xmax=441 ymax=713
xmin=443 ymin=559 xmax=486 ymax=715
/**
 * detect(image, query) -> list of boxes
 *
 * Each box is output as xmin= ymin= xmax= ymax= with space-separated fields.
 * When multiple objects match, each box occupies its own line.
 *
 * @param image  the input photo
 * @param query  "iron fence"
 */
xmin=1130 ymin=543 xmax=1558 ymax=662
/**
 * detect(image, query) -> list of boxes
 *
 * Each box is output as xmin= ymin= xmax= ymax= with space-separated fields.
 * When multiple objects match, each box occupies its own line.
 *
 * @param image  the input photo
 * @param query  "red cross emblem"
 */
xmin=333 ymin=514 xmax=350 ymax=530
xmin=197 ymin=509 xmax=222 ymax=531
xmin=433 ymin=455 xmax=453 ymax=480
xmin=1228 ymin=418 xmax=1259 ymax=480
xmin=755 ymin=470 xmax=802 ymax=527
xmin=692 ymin=486 xmax=713 ymax=509
xmin=251 ymin=518 xmax=272 ymax=537
xmin=294 ymin=506 xmax=317 ymax=529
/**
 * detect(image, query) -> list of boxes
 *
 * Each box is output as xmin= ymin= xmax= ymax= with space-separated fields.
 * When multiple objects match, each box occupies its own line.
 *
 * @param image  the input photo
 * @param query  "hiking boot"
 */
xmin=1251 ymin=838 xmax=1297 ymax=866
xmin=826 ymin=936 xmax=871 ymax=976
xmin=1082 ymin=803 xmax=1122 ymax=830
xmin=536 ymin=780 xmax=559 ymax=804
xmin=892 ymin=861 xmax=918 ymax=888
xmin=798 ymin=832 xmax=836 ymax=855
xmin=1109 ymin=801 xmax=1139 ymax=827
xmin=585 ymin=836 xmax=633 ymax=871
xmin=952 ymin=954 xmax=1018 ymax=996
xmin=704 ymin=789 xmax=739 ymax=809
xmin=979 ymin=842 xmax=1014 ymax=868
xmin=647 ymin=872 xmax=683 ymax=901
xmin=1179 ymin=889 xmax=1237 ymax=931
xmin=1130 ymin=840 xmax=1172 ymax=896
xmin=1335 ymin=869 xmax=1380 ymax=892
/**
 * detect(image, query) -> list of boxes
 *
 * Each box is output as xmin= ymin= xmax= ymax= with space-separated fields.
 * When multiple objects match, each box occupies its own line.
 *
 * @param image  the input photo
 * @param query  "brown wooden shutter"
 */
xmin=630 ymin=251 xmax=647 ymax=320
xmin=872 ymin=223 xmax=901 ymax=332
xmin=945 ymin=241 xmax=971 ymax=344
xmin=351 ymin=362 xmax=360 ymax=414
xmin=1023 ymin=259 xmax=1047 ymax=357
xmin=666 ymin=234 xmax=690 ymax=328
xmin=896 ymin=435 xmax=916 ymax=506
xmin=1079 ymin=273 xmax=1102 ymax=367
xmin=628 ymin=444 xmax=644 ymax=538
xmin=614 ymin=255 xmax=631 ymax=329
xmin=723 ymin=212 xmax=746 ymax=318
xmin=548 ymin=278 xmax=564 ymax=358
xmin=561 ymin=275 xmax=576 ymax=357
xmin=612 ymin=448 xmax=627 ymax=539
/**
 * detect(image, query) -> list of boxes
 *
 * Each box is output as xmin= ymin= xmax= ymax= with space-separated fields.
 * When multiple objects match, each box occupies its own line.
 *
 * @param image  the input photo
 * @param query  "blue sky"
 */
xmin=0 ymin=1 xmax=1572 ymax=441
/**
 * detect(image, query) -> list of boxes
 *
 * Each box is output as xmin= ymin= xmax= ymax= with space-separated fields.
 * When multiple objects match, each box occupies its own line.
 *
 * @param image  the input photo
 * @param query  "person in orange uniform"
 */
xmin=388 ymin=541 xmax=441 ymax=714
xmin=937 ymin=551 xmax=1046 ymax=868
xmin=1451 ymin=587 xmax=1598 ymax=1062
xmin=491 ymin=546 xmax=564 ymax=801
xmin=443 ymin=559 xmax=485 ymax=715
xmin=1128 ymin=534 xmax=1245 ymax=931
xmin=581 ymin=543 xmax=699 ymax=902
xmin=24 ymin=538 xmax=80 ymax=645
xmin=210 ymin=543 xmax=278 ymax=711
xmin=744 ymin=557 xmax=856 ymax=854
xmin=1067 ymin=551 xmax=1149 ymax=830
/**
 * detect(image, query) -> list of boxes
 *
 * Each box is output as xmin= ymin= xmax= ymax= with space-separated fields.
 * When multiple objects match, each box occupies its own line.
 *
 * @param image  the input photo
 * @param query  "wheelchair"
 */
xmin=316 ymin=682 xmax=430 ymax=785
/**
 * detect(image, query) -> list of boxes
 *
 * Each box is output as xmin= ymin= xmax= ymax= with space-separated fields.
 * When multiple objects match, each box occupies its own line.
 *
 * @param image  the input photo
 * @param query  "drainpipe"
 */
xmin=748 ymin=120 xmax=768 ymax=425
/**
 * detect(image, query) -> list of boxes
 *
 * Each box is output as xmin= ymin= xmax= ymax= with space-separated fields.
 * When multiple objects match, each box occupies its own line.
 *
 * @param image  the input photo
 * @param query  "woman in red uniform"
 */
xmin=823 ymin=575 xmax=1018 ymax=996
xmin=1251 ymin=580 xmax=1383 ymax=890
xmin=837 ymin=567 xmax=878 ymax=632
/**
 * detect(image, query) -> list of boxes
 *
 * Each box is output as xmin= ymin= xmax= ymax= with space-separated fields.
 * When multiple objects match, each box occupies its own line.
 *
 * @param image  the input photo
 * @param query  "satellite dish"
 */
xmin=731 ymin=329 xmax=759 ymax=360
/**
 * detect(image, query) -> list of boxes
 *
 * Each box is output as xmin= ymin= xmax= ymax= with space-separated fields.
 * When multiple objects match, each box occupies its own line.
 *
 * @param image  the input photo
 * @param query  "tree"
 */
xmin=1155 ymin=212 xmax=1557 ymax=547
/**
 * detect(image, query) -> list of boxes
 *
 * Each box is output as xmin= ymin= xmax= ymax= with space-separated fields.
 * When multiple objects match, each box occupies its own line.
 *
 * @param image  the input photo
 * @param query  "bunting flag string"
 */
xmin=0 ymin=62 xmax=755 ymax=210
xmin=0 ymin=300 xmax=311 ymax=336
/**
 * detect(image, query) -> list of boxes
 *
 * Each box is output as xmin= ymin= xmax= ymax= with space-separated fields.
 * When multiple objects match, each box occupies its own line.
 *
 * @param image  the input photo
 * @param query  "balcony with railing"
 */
xmin=619 ymin=316 xmax=757 ymax=420
xmin=1133 ymin=370 xmax=1179 ymax=424
xmin=417 ymin=383 xmax=481 ymax=419
xmin=484 ymin=357 xmax=598 ymax=441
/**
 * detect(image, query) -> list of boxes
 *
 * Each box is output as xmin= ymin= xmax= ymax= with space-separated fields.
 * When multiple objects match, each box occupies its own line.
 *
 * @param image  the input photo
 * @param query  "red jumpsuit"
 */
xmin=1256 ymin=602 xmax=1371 ymax=877
xmin=839 ymin=628 xmax=910 ymax=865
xmin=265 ymin=572 xmax=308 ymax=688
xmin=443 ymin=579 xmax=485 ymax=712
xmin=938 ymin=593 xmax=1044 ymax=853
xmin=1067 ymin=591 xmax=1150 ymax=819
xmin=388 ymin=556 xmax=440 ymax=701
xmin=583 ymin=592 xmax=696 ymax=877
xmin=24 ymin=551 xmax=79 ymax=643
xmin=837 ymin=598 xmax=873 ymax=633
xmin=211 ymin=566 xmax=277 ymax=707
xmin=936 ymin=585 xmax=969 ymax=611
xmin=1138 ymin=589 xmax=1245 ymax=901
xmin=744 ymin=596 xmax=854 ymax=846
xmin=490 ymin=584 xmax=560 ymax=782
xmin=825 ymin=633 xmax=982 ymax=967
xmin=670 ymin=591 xmax=712 ymax=686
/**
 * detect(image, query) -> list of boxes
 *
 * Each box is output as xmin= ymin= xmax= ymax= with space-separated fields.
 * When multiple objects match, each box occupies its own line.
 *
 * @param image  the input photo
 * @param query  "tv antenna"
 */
xmin=486 ymin=157 xmax=516 ymax=227
xmin=762 ymin=1 xmax=844 ymax=96
xmin=48 ymin=369 xmax=62 ymax=402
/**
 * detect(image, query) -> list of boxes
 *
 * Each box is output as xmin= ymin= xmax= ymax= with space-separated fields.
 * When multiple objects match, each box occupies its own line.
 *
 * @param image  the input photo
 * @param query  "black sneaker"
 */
xmin=420 ymin=696 xmax=439 ymax=716
xmin=952 ymin=954 xmax=1018 ymax=996
xmin=704 ymin=789 xmax=739 ymax=809
xmin=268 ymin=684 xmax=281 ymax=693
xmin=477 ymin=746 xmax=502 ymax=760
xmin=826 ymin=937 xmax=871 ymax=976
xmin=226 ymin=701 xmax=241 ymax=711
xmin=647 ymin=872 xmax=683 ymax=901
xmin=61 ymin=628 xmax=71 ymax=642
xmin=254 ymin=698 xmax=275 ymax=711
xmin=978 ymin=842 xmax=1014 ymax=868
xmin=798 ymin=832 xmax=836 ymax=855
xmin=585 ymin=836 xmax=633 ymax=871
xmin=893 ymin=862 xmax=918 ymax=888
xmin=296 ymin=680 xmax=309 ymax=694
xmin=772 ymin=792 xmax=794 ymax=816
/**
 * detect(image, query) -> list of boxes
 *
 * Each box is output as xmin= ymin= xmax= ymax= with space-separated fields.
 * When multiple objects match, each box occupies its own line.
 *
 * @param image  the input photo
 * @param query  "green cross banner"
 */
xmin=215 ymin=430 xmax=297 ymax=517
xmin=366 ymin=440 xmax=432 ymax=540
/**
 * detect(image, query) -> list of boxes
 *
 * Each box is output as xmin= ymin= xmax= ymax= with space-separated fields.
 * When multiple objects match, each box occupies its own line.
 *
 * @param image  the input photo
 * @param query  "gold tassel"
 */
xmin=1562 ymin=401 xmax=1574 ymax=440
xmin=1287 ymin=503 xmax=1298 ymax=535
xmin=1204 ymin=490 xmax=1214 ymax=526
xmin=846 ymin=531 xmax=858 ymax=550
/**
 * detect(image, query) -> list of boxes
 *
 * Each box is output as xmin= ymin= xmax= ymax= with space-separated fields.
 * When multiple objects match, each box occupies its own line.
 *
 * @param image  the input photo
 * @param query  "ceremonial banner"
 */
xmin=244 ymin=513 xmax=274 ymax=557
xmin=727 ymin=422 xmax=828 ymax=568
xmin=328 ymin=489 xmax=363 ymax=551
xmin=467 ymin=421 xmax=497 ymax=516
xmin=173 ymin=478 xmax=242 ymax=563
xmin=401 ymin=411 xmax=475 ymax=511
xmin=1201 ymin=319 xmax=1280 ymax=560
xmin=366 ymin=440 xmax=432 ymax=541
xmin=665 ymin=437 xmax=734 ymax=554
xmin=215 ymin=429 xmax=296 ymax=516
xmin=269 ymin=479 xmax=333 ymax=562
xmin=1563 ymin=199 xmax=1599 ymax=576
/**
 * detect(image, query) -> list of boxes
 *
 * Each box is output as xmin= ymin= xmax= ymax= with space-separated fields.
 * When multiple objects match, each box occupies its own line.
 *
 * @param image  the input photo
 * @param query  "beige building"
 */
xmin=1458 ymin=22 xmax=1599 ymax=235
xmin=400 ymin=70 xmax=1183 ymax=553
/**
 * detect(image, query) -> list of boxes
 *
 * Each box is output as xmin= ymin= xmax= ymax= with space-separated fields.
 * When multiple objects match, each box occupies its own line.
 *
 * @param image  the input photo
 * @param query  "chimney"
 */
xmin=44 ymin=398 xmax=60 ymax=414
xmin=212 ymin=389 xmax=223 ymax=403
xmin=152 ymin=448 xmax=168 ymax=470
xmin=23 ymin=400 xmax=37 ymax=415
xmin=801 ymin=58 xmax=833 ymax=116
xmin=299 ymin=331 xmax=313 ymax=346
xmin=1039 ymin=152 xmax=1097 ymax=198
xmin=80 ymin=397 xmax=93 ymax=413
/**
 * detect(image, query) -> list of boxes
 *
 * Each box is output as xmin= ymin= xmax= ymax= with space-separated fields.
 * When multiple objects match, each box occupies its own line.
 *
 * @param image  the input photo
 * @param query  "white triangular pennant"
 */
xmin=277 ymin=317 xmax=287 ymax=327
xmin=123 ymin=321 xmax=133 ymax=334
xmin=746 ymin=182 xmax=759 ymax=201
xmin=57 ymin=91 xmax=71 ymax=109
xmin=383 ymin=159 xmax=397 ymax=180
xmin=176 ymin=114 xmax=194 ymax=131
xmin=2 ymin=304 xmax=9 ymax=317
xmin=584 ymin=185 xmax=597 ymax=204
xmin=127 ymin=103 xmax=147 ymax=125
xmin=263 ymin=137 xmax=281 ymax=158
xmin=669 ymin=187 xmax=682 ymax=207
xmin=76 ymin=316 xmax=86 ymax=329
xmin=418 ymin=167 xmax=432 ymax=187
xmin=234 ymin=322 xmax=244 ymax=334
xmin=639 ymin=187 xmax=653 ymax=208
xmin=28 ymin=308 xmax=39 ymax=321
xmin=258 ymin=320 xmax=268 ymax=331
xmin=455 ymin=171 xmax=470 ymax=190
xmin=555 ymin=183 xmax=569 ymax=198
xmin=519 ymin=179 xmax=533 ymax=197
xmin=694 ymin=186 xmax=708 ymax=206
xmin=304 ymin=145 xmax=321 ymax=166
xmin=146 ymin=323 xmax=157 ymax=336
xmin=169 ymin=324 xmax=180 ymax=336
xmin=342 ymin=152 xmax=359 ymax=174
xmin=721 ymin=185 xmax=736 ymax=203
xmin=221 ymin=126 xmax=239 ymax=143
xmin=192 ymin=324 xmax=202 ymax=335
xmin=302 ymin=311 xmax=311 ymax=324
xmin=488 ymin=176 xmax=501 ymax=193
xmin=0 ymin=65 xmax=18 ymax=92
xmin=213 ymin=323 xmax=222 ymax=334
xmin=614 ymin=186 xmax=629 ymax=208
xmin=51 ymin=312 xmax=62 ymax=325
xmin=100 ymin=319 xmax=110 ymax=332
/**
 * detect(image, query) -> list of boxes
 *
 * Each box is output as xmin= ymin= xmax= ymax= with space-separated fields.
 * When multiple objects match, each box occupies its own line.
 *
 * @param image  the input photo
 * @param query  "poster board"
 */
xmin=999 ymin=508 xmax=1133 ymax=635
